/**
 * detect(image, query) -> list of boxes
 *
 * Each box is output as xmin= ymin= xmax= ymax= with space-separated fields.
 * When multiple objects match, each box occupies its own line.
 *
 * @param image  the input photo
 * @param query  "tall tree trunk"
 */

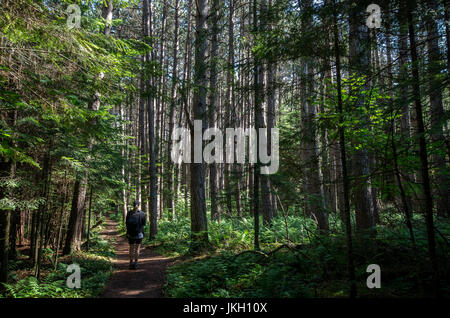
xmin=35 ymin=149 xmax=52 ymax=280
xmin=8 ymin=208 xmax=18 ymax=261
xmin=208 ymin=0 xmax=220 ymax=221
xmin=300 ymin=0 xmax=327 ymax=233
xmin=0 ymin=210 xmax=11 ymax=285
xmin=227 ymin=0 xmax=242 ymax=218
xmin=63 ymin=178 xmax=86 ymax=255
xmin=405 ymin=0 xmax=440 ymax=296
xmin=156 ymin=0 xmax=168 ymax=219
xmin=54 ymin=171 xmax=68 ymax=269
xmin=120 ymin=103 xmax=128 ymax=223
xmin=257 ymin=0 xmax=274 ymax=225
xmin=139 ymin=83 xmax=146 ymax=205
xmin=143 ymin=0 xmax=158 ymax=240
xmin=348 ymin=0 xmax=375 ymax=232
xmin=320 ymin=63 xmax=334 ymax=215
xmin=180 ymin=0 xmax=193 ymax=219
xmin=252 ymin=0 xmax=262 ymax=250
xmin=224 ymin=7 xmax=233 ymax=216
xmin=424 ymin=0 xmax=449 ymax=218
xmin=0 ymin=159 xmax=11 ymax=285
xmin=396 ymin=7 xmax=414 ymax=217
xmin=445 ymin=0 xmax=450 ymax=75
xmin=265 ymin=57 xmax=277 ymax=219
xmin=190 ymin=0 xmax=209 ymax=248
xmin=333 ymin=1 xmax=356 ymax=297
xmin=0 ymin=111 xmax=16 ymax=285
xmin=166 ymin=0 xmax=180 ymax=220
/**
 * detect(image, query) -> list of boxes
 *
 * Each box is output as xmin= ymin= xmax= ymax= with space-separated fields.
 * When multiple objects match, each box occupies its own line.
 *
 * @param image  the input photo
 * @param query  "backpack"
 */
xmin=126 ymin=210 xmax=142 ymax=237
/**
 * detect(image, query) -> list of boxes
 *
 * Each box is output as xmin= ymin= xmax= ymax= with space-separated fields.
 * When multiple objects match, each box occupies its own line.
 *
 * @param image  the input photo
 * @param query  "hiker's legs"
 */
xmin=134 ymin=243 xmax=141 ymax=262
xmin=129 ymin=243 xmax=135 ymax=262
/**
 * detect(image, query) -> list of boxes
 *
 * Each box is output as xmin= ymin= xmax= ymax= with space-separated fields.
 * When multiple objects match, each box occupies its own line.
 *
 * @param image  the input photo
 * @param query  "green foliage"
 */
xmin=1 ymin=252 xmax=112 ymax=298
xmin=146 ymin=217 xmax=191 ymax=256
xmin=149 ymin=214 xmax=325 ymax=257
xmin=0 ymin=219 xmax=114 ymax=298
xmin=86 ymin=229 xmax=116 ymax=258
xmin=165 ymin=251 xmax=313 ymax=298
xmin=0 ymin=0 xmax=152 ymax=216
xmin=162 ymin=210 xmax=450 ymax=298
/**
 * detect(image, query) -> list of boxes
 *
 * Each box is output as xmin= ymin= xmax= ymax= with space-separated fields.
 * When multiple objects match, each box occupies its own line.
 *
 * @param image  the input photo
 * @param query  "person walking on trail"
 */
xmin=126 ymin=200 xmax=146 ymax=270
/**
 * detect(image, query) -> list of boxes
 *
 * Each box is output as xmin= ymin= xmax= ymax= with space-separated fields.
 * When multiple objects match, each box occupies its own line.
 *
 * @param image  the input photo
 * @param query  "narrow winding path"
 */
xmin=100 ymin=217 xmax=173 ymax=298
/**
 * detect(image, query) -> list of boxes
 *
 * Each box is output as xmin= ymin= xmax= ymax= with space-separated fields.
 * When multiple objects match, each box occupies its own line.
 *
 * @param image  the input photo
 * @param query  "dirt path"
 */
xmin=100 ymin=217 xmax=173 ymax=298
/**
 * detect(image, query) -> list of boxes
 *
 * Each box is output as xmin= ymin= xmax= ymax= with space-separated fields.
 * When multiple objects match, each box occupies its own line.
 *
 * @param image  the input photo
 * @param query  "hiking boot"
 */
xmin=133 ymin=261 xmax=138 ymax=270
xmin=129 ymin=261 xmax=135 ymax=270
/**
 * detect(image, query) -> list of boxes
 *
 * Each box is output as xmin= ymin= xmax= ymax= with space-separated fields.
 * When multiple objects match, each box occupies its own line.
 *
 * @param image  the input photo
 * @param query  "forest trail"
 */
xmin=100 ymin=216 xmax=172 ymax=298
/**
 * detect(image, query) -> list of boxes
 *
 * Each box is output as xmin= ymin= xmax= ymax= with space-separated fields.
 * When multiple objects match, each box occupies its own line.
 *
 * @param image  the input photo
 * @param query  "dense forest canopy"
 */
xmin=0 ymin=0 xmax=449 ymax=299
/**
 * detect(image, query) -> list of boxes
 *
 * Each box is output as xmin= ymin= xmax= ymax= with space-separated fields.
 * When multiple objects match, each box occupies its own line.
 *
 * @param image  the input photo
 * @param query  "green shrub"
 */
xmin=1 ymin=222 xmax=115 ymax=298
xmin=162 ymin=211 xmax=450 ymax=298
xmin=1 ymin=252 xmax=112 ymax=298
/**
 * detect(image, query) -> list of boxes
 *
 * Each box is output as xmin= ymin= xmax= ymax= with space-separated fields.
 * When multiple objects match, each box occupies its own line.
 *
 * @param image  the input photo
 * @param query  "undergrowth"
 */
xmin=0 ymin=221 xmax=114 ymax=298
xmin=152 ymin=209 xmax=450 ymax=298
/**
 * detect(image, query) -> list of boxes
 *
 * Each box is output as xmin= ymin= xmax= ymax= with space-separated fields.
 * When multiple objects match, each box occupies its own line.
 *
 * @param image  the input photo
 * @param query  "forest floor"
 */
xmin=100 ymin=217 xmax=173 ymax=298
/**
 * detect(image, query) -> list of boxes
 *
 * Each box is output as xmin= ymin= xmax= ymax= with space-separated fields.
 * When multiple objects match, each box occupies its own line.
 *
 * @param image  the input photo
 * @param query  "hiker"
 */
xmin=126 ymin=200 xmax=146 ymax=270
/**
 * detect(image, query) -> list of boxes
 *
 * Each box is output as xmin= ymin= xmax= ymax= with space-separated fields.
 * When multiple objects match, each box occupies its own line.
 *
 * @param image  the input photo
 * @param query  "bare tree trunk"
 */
xmin=154 ymin=0 xmax=168 ymax=220
xmin=63 ymin=177 xmax=86 ymax=255
xmin=0 ymin=159 xmax=11 ymax=284
xmin=190 ymin=0 xmax=209 ymax=248
xmin=405 ymin=0 xmax=440 ymax=296
xmin=445 ymin=0 xmax=450 ymax=75
xmin=0 ymin=111 xmax=16 ymax=285
xmin=252 ymin=0 xmax=262 ymax=250
xmin=139 ymin=83 xmax=146 ymax=205
xmin=256 ymin=0 xmax=274 ymax=225
xmin=54 ymin=171 xmax=68 ymax=269
xmin=424 ymin=0 xmax=449 ymax=218
xmin=397 ymin=4 xmax=414 ymax=217
xmin=348 ymin=0 xmax=375 ymax=232
xmin=180 ymin=0 xmax=193 ymax=219
xmin=166 ymin=0 xmax=180 ymax=220
xmin=208 ymin=0 xmax=220 ymax=221
xmin=333 ymin=1 xmax=356 ymax=297
xmin=320 ymin=69 xmax=334 ymax=215
xmin=267 ymin=0 xmax=278 ymax=218
xmin=143 ymin=0 xmax=158 ymax=239
xmin=0 ymin=210 xmax=11 ymax=285
xmin=300 ymin=0 xmax=327 ymax=233
xmin=120 ymin=103 xmax=128 ymax=223
xmin=86 ymin=187 xmax=93 ymax=251
xmin=35 ymin=150 xmax=52 ymax=280
xmin=224 ymin=8 xmax=233 ymax=215
xmin=368 ymin=30 xmax=380 ymax=224
xmin=226 ymin=0 xmax=242 ymax=218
